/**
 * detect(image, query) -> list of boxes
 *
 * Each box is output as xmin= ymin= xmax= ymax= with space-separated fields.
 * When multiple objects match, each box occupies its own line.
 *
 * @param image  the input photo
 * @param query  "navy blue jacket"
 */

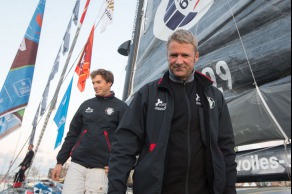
xmin=108 ymin=72 xmax=237 ymax=194
xmin=57 ymin=93 xmax=127 ymax=169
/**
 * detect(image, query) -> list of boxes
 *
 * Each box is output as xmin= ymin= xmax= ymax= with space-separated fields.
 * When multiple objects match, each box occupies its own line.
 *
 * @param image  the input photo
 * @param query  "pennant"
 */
xmin=80 ymin=0 xmax=91 ymax=24
xmin=100 ymin=0 xmax=114 ymax=33
xmin=73 ymin=0 xmax=81 ymax=26
xmin=75 ymin=26 xmax=95 ymax=92
xmin=29 ymin=104 xmax=40 ymax=144
xmin=53 ymin=78 xmax=73 ymax=149
xmin=0 ymin=0 xmax=46 ymax=140
xmin=63 ymin=21 xmax=72 ymax=55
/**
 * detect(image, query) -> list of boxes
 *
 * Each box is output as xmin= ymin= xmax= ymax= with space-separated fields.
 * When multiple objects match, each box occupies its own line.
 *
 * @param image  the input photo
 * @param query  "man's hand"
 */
xmin=21 ymin=166 xmax=26 ymax=170
xmin=105 ymin=166 xmax=109 ymax=174
xmin=51 ymin=164 xmax=63 ymax=181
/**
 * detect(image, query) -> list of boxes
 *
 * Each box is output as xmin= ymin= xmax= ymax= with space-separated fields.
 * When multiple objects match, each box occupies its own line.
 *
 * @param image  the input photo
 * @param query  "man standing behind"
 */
xmin=108 ymin=30 xmax=237 ymax=194
xmin=52 ymin=69 xmax=128 ymax=194
xmin=14 ymin=144 xmax=34 ymax=184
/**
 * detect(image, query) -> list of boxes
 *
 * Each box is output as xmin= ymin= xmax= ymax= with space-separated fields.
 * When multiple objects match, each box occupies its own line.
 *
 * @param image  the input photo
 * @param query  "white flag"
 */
xmin=100 ymin=0 xmax=114 ymax=33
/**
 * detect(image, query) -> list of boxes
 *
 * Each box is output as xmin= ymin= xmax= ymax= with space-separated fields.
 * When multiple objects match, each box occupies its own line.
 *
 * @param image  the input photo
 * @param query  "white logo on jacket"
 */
xmin=85 ymin=107 xmax=94 ymax=113
xmin=207 ymin=97 xmax=215 ymax=109
xmin=155 ymin=99 xmax=167 ymax=111
xmin=105 ymin=107 xmax=115 ymax=115
xmin=196 ymin=94 xmax=201 ymax=105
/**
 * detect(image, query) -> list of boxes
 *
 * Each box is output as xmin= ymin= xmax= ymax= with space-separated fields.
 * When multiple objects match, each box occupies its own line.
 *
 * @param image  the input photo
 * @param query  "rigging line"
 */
xmin=226 ymin=0 xmax=289 ymax=142
xmin=9 ymin=118 xmax=26 ymax=172
xmin=0 ymin=136 xmax=30 ymax=185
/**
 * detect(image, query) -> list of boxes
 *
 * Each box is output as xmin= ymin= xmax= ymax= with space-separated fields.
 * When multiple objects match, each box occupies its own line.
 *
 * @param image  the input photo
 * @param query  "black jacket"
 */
xmin=57 ymin=93 xmax=127 ymax=169
xmin=108 ymin=72 xmax=237 ymax=194
xmin=20 ymin=150 xmax=34 ymax=168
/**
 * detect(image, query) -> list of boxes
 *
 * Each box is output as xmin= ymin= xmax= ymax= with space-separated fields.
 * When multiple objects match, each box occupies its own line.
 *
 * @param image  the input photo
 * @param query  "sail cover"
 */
xmin=132 ymin=0 xmax=291 ymax=146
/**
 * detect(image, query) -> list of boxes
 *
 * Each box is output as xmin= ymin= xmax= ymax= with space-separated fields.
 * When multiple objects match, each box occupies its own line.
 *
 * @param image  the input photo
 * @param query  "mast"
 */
xmin=122 ymin=0 xmax=145 ymax=101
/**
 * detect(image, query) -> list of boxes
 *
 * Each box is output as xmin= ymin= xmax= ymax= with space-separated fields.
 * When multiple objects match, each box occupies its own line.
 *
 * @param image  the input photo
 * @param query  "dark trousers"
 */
xmin=14 ymin=167 xmax=26 ymax=183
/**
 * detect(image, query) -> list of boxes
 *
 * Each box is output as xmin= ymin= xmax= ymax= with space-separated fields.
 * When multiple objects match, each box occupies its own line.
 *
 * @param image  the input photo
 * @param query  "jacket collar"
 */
xmin=95 ymin=91 xmax=115 ymax=100
xmin=168 ymin=70 xmax=195 ymax=84
xmin=158 ymin=70 xmax=213 ymax=89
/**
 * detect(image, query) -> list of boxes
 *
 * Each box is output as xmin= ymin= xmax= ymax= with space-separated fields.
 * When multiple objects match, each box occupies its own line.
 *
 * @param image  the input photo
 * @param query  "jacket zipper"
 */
xmin=104 ymin=131 xmax=112 ymax=152
xmin=70 ymin=129 xmax=88 ymax=156
xmin=183 ymin=81 xmax=191 ymax=194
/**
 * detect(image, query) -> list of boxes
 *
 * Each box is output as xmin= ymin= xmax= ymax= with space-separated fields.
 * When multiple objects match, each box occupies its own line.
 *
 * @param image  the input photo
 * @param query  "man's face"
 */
xmin=92 ymin=75 xmax=112 ymax=97
xmin=28 ymin=145 xmax=33 ymax=151
xmin=168 ymin=41 xmax=199 ymax=80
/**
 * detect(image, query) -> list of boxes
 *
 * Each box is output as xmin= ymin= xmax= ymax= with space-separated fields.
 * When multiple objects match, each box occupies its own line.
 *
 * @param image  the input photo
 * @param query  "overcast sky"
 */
xmin=0 ymin=0 xmax=137 ymax=176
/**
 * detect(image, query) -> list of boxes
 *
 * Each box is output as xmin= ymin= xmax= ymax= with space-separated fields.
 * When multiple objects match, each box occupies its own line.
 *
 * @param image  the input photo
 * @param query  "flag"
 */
xmin=53 ymin=78 xmax=73 ymax=149
xmin=80 ymin=0 xmax=91 ymax=25
xmin=100 ymin=0 xmax=114 ymax=33
xmin=0 ymin=0 xmax=46 ymax=140
xmin=29 ymin=104 xmax=41 ymax=144
xmin=63 ymin=21 xmax=72 ymax=55
xmin=73 ymin=0 xmax=81 ymax=26
xmin=75 ymin=25 xmax=95 ymax=92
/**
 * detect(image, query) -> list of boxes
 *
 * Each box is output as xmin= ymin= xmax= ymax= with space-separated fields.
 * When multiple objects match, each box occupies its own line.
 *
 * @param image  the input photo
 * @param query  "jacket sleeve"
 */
xmin=218 ymin=94 xmax=237 ymax=194
xmin=21 ymin=151 xmax=35 ymax=168
xmin=56 ymin=106 xmax=83 ymax=165
xmin=118 ymin=102 xmax=128 ymax=124
xmin=108 ymin=88 xmax=147 ymax=194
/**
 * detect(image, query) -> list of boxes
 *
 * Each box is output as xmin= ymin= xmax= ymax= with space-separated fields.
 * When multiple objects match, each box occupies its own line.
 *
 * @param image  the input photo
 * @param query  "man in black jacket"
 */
xmin=51 ymin=69 xmax=128 ymax=194
xmin=108 ymin=30 xmax=237 ymax=194
xmin=14 ymin=144 xmax=34 ymax=183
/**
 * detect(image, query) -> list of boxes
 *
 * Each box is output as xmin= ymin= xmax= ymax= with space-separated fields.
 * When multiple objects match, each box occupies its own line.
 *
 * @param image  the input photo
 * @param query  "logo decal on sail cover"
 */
xmin=154 ymin=0 xmax=214 ymax=41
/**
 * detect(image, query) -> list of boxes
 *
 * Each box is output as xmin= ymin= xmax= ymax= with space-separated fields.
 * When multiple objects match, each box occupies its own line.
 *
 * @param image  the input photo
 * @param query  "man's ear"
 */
xmin=195 ymin=52 xmax=200 ymax=63
xmin=108 ymin=81 xmax=113 ymax=87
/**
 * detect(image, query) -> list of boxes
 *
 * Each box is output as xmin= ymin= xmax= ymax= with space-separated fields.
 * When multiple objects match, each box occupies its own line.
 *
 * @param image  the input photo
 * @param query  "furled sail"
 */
xmin=129 ymin=0 xmax=291 ymax=146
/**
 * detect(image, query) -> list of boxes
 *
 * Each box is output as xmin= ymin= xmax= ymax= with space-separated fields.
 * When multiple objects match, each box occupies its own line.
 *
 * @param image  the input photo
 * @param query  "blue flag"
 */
xmin=0 ymin=0 xmax=46 ymax=140
xmin=53 ymin=78 xmax=73 ymax=149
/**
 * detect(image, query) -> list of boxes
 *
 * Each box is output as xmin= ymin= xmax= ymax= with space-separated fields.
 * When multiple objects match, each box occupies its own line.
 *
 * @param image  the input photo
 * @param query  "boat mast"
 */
xmin=122 ymin=0 xmax=145 ymax=101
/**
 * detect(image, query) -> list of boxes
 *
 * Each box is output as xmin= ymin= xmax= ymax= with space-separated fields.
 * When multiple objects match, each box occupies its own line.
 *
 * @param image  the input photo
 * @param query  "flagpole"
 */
xmin=122 ymin=0 xmax=145 ymax=101
xmin=32 ymin=0 xmax=91 ymax=166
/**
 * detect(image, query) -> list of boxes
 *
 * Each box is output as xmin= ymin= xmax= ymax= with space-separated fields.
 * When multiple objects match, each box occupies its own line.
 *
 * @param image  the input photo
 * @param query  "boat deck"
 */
xmin=125 ymin=187 xmax=291 ymax=194
xmin=237 ymin=187 xmax=291 ymax=194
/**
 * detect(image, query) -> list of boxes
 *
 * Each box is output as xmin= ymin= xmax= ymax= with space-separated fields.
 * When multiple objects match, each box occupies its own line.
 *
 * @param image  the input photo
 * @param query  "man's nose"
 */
xmin=176 ymin=55 xmax=184 ymax=65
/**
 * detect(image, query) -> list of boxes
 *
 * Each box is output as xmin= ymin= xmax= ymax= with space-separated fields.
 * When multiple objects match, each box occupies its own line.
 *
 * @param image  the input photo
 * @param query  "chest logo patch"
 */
xmin=85 ymin=107 xmax=94 ymax=113
xmin=207 ymin=97 xmax=215 ymax=109
xmin=105 ymin=107 xmax=115 ymax=115
xmin=155 ymin=99 xmax=167 ymax=111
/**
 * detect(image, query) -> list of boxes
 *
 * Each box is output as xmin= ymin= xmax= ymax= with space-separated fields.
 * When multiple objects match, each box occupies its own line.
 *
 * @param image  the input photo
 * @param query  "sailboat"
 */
xmin=119 ymin=0 xmax=291 ymax=190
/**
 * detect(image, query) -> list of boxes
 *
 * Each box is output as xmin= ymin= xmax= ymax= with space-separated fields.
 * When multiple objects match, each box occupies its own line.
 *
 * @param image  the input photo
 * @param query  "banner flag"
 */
xmin=75 ymin=25 xmax=95 ymax=92
xmin=100 ymin=0 xmax=114 ymax=33
xmin=63 ymin=21 xmax=72 ymax=55
xmin=0 ymin=0 xmax=46 ymax=140
xmin=80 ymin=0 xmax=91 ymax=25
xmin=73 ymin=0 xmax=81 ymax=26
xmin=53 ymin=78 xmax=73 ymax=149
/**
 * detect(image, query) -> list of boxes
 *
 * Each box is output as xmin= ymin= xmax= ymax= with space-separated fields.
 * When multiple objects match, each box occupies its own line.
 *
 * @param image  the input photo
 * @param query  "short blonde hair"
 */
xmin=166 ymin=29 xmax=198 ymax=53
